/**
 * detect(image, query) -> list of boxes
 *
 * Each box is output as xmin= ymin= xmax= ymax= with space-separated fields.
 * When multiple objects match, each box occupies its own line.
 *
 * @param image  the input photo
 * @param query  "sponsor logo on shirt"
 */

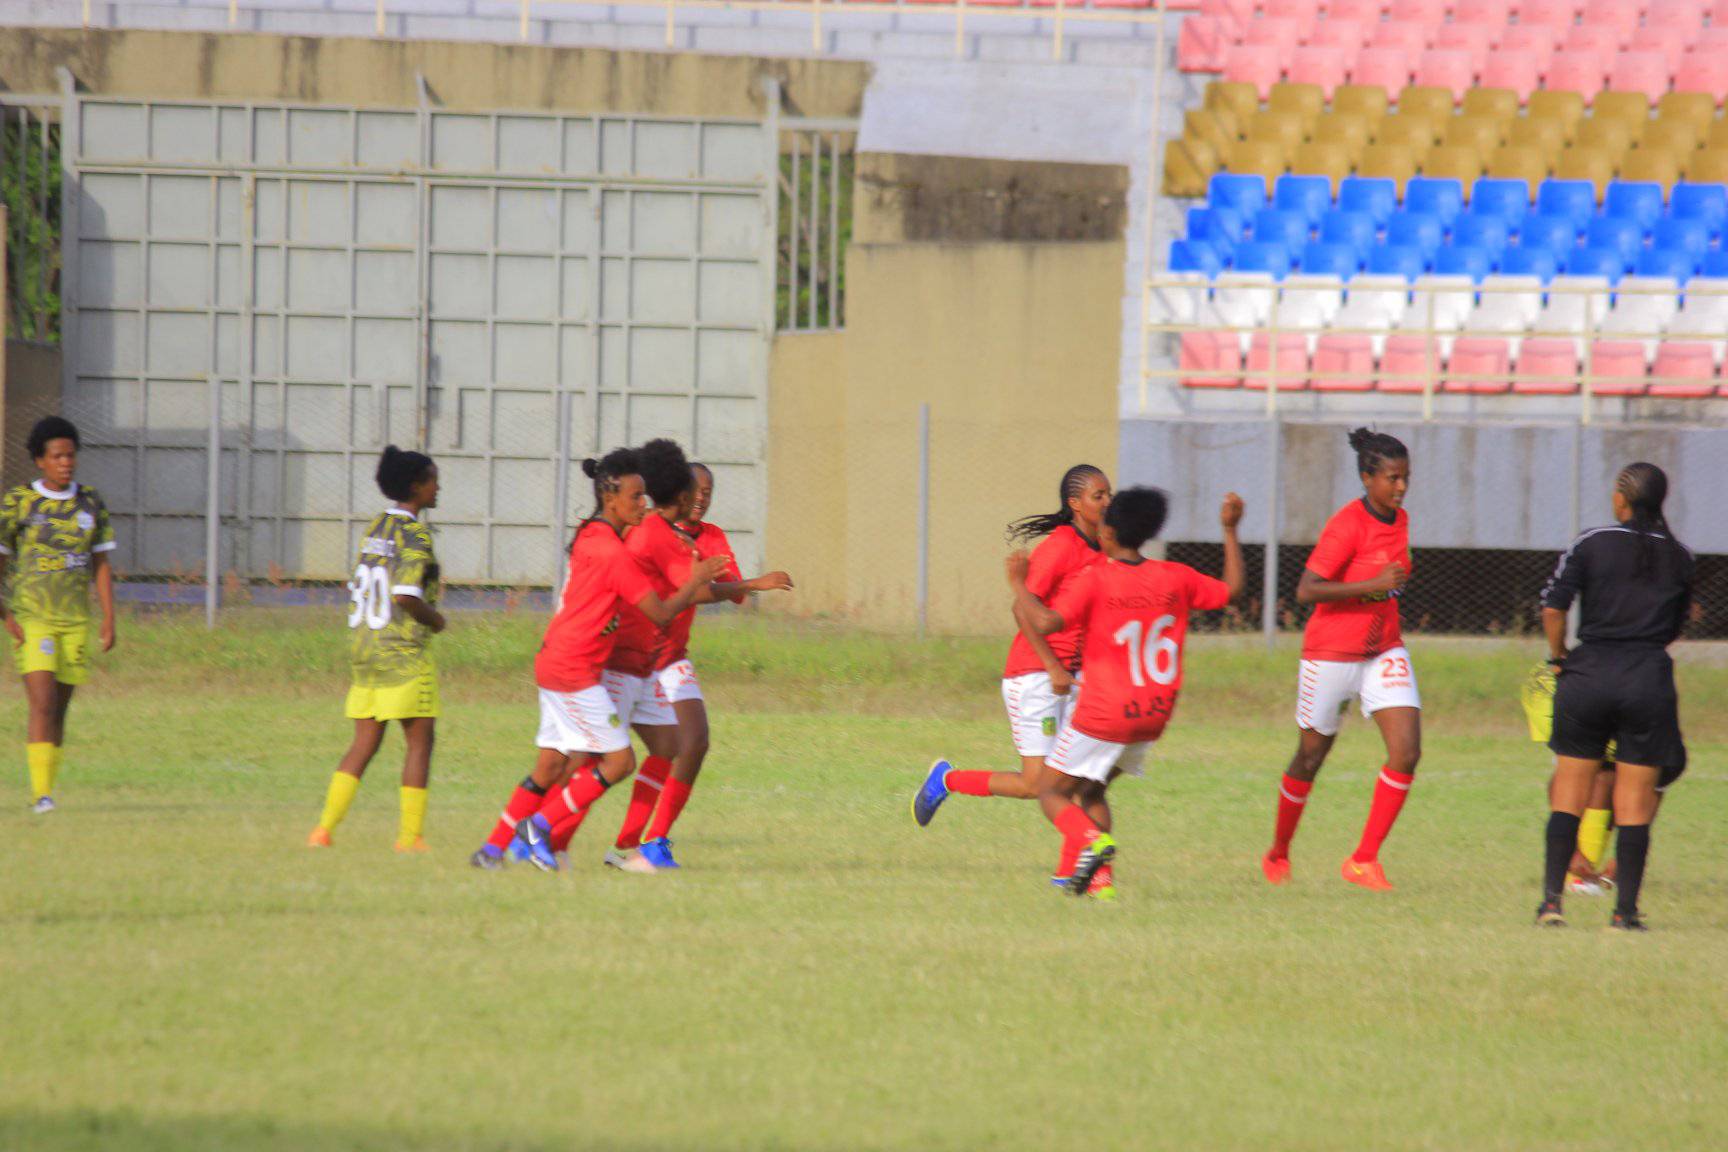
xmin=360 ymin=536 xmax=399 ymax=559
xmin=75 ymin=510 xmax=95 ymax=532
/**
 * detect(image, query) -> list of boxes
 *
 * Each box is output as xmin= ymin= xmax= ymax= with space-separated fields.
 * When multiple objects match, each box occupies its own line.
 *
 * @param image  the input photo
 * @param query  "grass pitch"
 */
xmin=2 ymin=609 xmax=1725 ymax=1152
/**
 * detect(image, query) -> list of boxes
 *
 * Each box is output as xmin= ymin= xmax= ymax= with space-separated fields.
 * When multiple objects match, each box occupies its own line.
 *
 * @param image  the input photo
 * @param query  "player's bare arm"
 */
xmin=0 ymin=554 xmax=18 ymax=648
xmin=394 ymin=592 xmax=447 ymax=635
xmin=1007 ymin=552 xmax=1065 ymax=637
xmin=697 ymin=568 xmax=794 ymax=604
xmin=1295 ymin=562 xmax=1406 ymax=605
xmin=94 ymin=552 xmax=117 ymax=652
xmin=1220 ymin=492 xmax=1246 ymax=602
xmin=1013 ymin=598 xmax=1073 ymax=694
xmin=639 ymin=553 xmax=733 ymax=627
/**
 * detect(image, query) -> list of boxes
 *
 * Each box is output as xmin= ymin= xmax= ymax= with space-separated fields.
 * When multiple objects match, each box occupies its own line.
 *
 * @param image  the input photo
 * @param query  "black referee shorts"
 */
xmin=1550 ymin=645 xmax=1687 ymax=789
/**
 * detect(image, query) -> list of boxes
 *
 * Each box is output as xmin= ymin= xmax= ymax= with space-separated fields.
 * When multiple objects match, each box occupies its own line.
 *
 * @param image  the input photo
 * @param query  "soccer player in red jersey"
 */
xmin=606 ymin=456 xmax=791 ymax=872
xmin=912 ymin=465 xmax=1110 ymax=826
xmin=1261 ymin=428 xmax=1420 ymax=892
xmin=469 ymin=447 xmax=728 ymax=871
xmin=1010 ymin=487 xmax=1245 ymax=896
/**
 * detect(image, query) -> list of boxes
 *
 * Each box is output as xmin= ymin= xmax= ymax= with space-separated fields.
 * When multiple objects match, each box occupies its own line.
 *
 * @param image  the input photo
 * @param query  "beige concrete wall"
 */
xmin=765 ymin=330 xmax=849 ymax=616
xmin=0 ymin=27 xmax=868 ymax=115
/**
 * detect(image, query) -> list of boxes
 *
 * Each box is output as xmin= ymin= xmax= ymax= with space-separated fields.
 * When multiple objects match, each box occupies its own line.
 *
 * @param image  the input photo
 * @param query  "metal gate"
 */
xmin=59 ymin=82 xmax=776 ymax=590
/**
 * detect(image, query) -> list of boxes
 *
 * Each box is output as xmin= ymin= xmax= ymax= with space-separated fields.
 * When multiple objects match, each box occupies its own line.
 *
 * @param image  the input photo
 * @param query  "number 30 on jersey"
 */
xmin=1113 ymin=615 xmax=1179 ymax=687
xmin=348 ymin=565 xmax=393 ymax=630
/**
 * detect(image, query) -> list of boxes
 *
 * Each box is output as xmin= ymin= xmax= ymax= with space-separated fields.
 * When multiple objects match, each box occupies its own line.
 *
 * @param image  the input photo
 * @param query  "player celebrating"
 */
xmin=470 ymin=448 xmax=728 ymax=871
xmin=308 ymin=446 xmax=446 ymax=852
xmin=1537 ymin=462 xmax=1692 ymax=931
xmin=0 ymin=417 xmax=116 ymax=813
xmin=1261 ymin=428 xmax=1419 ymax=892
xmin=1010 ymin=487 xmax=1244 ymax=896
xmin=912 ymin=464 xmax=1110 ymax=825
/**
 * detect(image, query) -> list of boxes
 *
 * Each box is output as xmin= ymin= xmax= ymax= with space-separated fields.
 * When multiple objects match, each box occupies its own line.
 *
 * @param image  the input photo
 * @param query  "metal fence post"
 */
xmin=1262 ymin=413 xmax=1281 ymax=650
xmin=206 ymin=375 xmax=222 ymax=629
xmin=917 ymin=402 xmax=930 ymax=638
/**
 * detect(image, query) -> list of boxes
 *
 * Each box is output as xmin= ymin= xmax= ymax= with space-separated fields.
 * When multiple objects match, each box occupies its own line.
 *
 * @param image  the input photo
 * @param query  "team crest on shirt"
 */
xmin=608 ymin=713 xmax=621 ymax=727
xmin=39 ymin=637 xmax=55 ymax=655
xmin=75 ymin=510 xmax=95 ymax=532
xmin=1042 ymin=717 xmax=1057 ymax=737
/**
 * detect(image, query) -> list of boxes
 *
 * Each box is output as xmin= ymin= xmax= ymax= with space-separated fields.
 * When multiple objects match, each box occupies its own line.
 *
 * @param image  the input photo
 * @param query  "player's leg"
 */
xmin=915 ymin=674 xmax=1063 ymax=824
xmin=1342 ymin=649 xmax=1422 ymax=890
xmin=1263 ymin=659 xmax=1351 ymax=881
xmin=310 ymin=718 xmax=387 ymax=846
xmin=394 ymin=716 xmax=434 ymax=853
xmin=612 ymin=721 xmax=676 ymax=857
xmin=1538 ymin=754 xmax=1601 ymax=924
xmin=638 ymin=698 xmax=710 ymax=868
xmin=515 ymin=684 xmax=638 ymax=871
xmin=1606 ymin=762 xmax=1662 ymax=930
xmin=474 ymin=747 xmax=570 ymax=869
xmin=21 ymin=669 xmax=60 ymax=810
xmin=1567 ymin=765 xmax=1615 ymax=892
xmin=1040 ymin=728 xmax=1118 ymax=896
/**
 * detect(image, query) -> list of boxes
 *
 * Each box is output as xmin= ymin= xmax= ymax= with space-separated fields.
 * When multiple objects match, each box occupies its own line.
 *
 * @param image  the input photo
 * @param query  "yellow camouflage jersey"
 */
xmin=347 ymin=508 xmax=440 ymax=688
xmin=0 ymin=481 xmax=116 ymax=625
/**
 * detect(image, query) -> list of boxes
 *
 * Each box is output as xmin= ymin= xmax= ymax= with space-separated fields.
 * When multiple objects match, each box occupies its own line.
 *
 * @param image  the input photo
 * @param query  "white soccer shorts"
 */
xmin=1045 ymin=721 xmax=1149 ymax=784
xmin=601 ymin=669 xmax=676 ymax=728
xmin=1295 ymin=646 xmax=1422 ymax=737
xmin=536 ymin=684 xmax=631 ymax=754
xmin=1001 ymin=671 xmax=1075 ymax=759
xmin=655 ymin=659 xmax=705 ymax=705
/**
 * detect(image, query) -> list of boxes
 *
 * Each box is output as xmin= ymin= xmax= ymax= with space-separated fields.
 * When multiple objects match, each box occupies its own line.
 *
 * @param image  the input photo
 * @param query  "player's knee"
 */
xmin=1388 ymin=744 xmax=1420 ymax=776
xmin=1287 ymin=752 xmax=1324 ymax=782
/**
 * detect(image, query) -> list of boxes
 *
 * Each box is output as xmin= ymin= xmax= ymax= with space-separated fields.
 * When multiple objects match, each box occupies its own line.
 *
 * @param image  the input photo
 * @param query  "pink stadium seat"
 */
xmin=1311 ymin=333 xmax=1377 ymax=391
xmin=1609 ymin=52 xmax=1675 ymax=102
xmin=1246 ymin=332 xmax=1313 ymax=389
xmin=1443 ymin=336 xmax=1514 ymax=393
xmin=1093 ymin=0 xmax=1157 ymax=11
xmin=1711 ymin=0 xmax=1728 ymax=24
xmin=1308 ymin=19 xmax=1368 ymax=69
xmin=1512 ymin=338 xmax=1582 ymax=393
xmin=1546 ymin=51 xmax=1609 ymax=101
xmin=1244 ymin=17 xmax=1306 ymax=70
xmin=1499 ymin=24 xmax=1559 ymax=73
xmin=1516 ymin=0 xmax=1583 ymax=27
xmin=1261 ymin=0 xmax=1323 ymax=22
xmin=1179 ymin=16 xmax=1236 ymax=71
xmin=1454 ymin=0 xmax=1513 ymax=23
xmin=1561 ymin=25 xmax=1623 ymax=71
xmin=1352 ymin=45 xmax=1416 ymax=91
xmin=1290 ymin=45 xmax=1353 ymax=96
xmin=1629 ymin=27 xmax=1690 ymax=77
xmin=1588 ymin=339 xmax=1649 ymax=395
xmin=1180 ymin=331 xmax=1245 ymax=388
xmin=1325 ymin=0 xmax=1387 ymax=21
xmin=1225 ymin=44 xmax=1287 ymax=99
xmin=1580 ymin=0 xmax=1643 ymax=48
xmin=1377 ymin=333 xmax=1443 ymax=392
xmin=1674 ymin=52 xmax=1728 ymax=107
xmin=1372 ymin=20 xmax=1432 ymax=56
xmin=1434 ymin=23 xmax=1496 ymax=74
xmin=1481 ymin=50 xmax=1543 ymax=101
xmin=1417 ymin=49 xmax=1477 ymax=101
xmin=1648 ymin=341 xmax=1718 ymax=397
xmin=1200 ymin=0 xmax=1256 ymax=19
xmin=1387 ymin=0 xmax=1446 ymax=24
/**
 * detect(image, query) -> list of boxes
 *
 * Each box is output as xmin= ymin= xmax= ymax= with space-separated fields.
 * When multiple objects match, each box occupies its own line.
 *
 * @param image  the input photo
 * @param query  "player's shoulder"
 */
xmin=76 ymin=483 xmax=108 ymax=507
xmin=0 ymin=483 xmax=31 ymax=509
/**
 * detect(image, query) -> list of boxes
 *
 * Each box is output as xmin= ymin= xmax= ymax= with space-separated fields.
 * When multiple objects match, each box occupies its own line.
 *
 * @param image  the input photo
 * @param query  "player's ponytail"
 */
xmin=1616 ymin=462 xmax=1682 ymax=576
xmin=1007 ymin=464 xmax=1107 ymax=545
xmin=572 ymin=447 xmax=643 ymax=549
xmin=1347 ymin=427 xmax=1408 ymax=477
xmin=375 ymin=444 xmax=435 ymax=503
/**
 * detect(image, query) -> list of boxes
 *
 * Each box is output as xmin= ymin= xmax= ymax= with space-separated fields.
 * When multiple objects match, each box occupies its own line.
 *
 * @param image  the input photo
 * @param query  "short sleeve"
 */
xmin=652 ymin=523 xmax=694 ymax=587
xmin=393 ymin=525 xmax=432 ymax=597
xmin=1542 ymin=535 xmax=1588 ymax=612
xmin=1185 ymin=564 xmax=1232 ymax=612
xmin=0 ymin=489 xmax=20 ymax=557
xmin=609 ymin=540 xmax=657 ymax=607
xmin=1303 ymin=510 xmax=1358 ymax=581
xmin=90 ymin=492 xmax=116 ymax=555
xmin=707 ymin=526 xmax=743 ymax=583
xmin=1046 ymin=564 xmax=1098 ymax=632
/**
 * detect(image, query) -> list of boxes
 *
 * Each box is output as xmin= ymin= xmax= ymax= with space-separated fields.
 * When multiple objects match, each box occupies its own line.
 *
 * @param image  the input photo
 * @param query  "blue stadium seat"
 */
xmin=1320 ymin=209 xmax=1377 ymax=258
xmin=1275 ymin=175 xmax=1334 ymax=227
xmin=1386 ymin=209 xmax=1443 ymax=259
xmin=1519 ymin=214 xmax=1578 ymax=260
xmin=1586 ymin=217 xmax=1643 ymax=268
xmin=1252 ymin=208 xmax=1310 ymax=254
xmin=1406 ymin=177 xmax=1465 ymax=227
xmin=1698 ymin=250 xmax=1728 ymax=278
xmin=1566 ymin=247 xmax=1626 ymax=282
xmin=1636 ymin=248 xmax=1695 ymax=282
xmin=1368 ymin=244 xmax=1426 ymax=280
xmin=1436 ymin=245 xmax=1492 ymax=282
xmin=1301 ymin=241 xmax=1360 ymax=277
xmin=1603 ymin=181 xmax=1666 ymax=236
xmin=1537 ymin=180 xmax=1597 ymax=236
xmin=1169 ymin=238 xmax=1224 ymax=276
xmin=1339 ymin=176 xmax=1398 ymax=226
xmin=1453 ymin=215 xmax=1510 ymax=257
xmin=1470 ymin=179 xmax=1531 ymax=231
xmin=1500 ymin=247 xmax=1559 ymax=282
xmin=1186 ymin=206 xmax=1244 ymax=257
xmin=1233 ymin=241 xmax=1293 ymax=279
xmin=1670 ymin=183 xmax=1728 ymax=239
xmin=1653 ymin=218 xmax=1710 ymax=262
xmin=1210 ymin=172 xmax=1269 ymax=220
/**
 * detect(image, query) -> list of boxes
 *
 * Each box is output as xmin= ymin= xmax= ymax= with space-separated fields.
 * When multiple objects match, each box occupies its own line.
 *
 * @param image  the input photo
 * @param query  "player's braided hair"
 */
xmin=1347 ymin=427 xmax=1408 ymax=477
xmin=26 ymin=416 xmax=79 ymax=460
xmin=1616 ymin=461 xmax=1683 ymax=577
xmin=1104 ymin=486 xmax=1169 ymax=552
xmin=375 ymin=444 xmax=435 ymax=503
xmin=637 ymin=438 xmax=695 ymax=507
xmin=1007 ymin=464 xmax=1107 ymax=545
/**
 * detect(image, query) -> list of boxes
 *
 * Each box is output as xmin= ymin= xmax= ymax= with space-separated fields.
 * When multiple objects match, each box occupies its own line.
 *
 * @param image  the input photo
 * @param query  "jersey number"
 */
xmin=1113 ymin=615 xmax=1179 ymax=688
xmin=348 ymin=565 xmax=392 ymax=630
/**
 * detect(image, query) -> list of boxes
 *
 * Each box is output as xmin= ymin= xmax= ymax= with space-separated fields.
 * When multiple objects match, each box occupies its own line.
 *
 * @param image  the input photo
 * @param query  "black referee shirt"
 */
xmin=1542 ymin=525 xmax=1694 ymax=648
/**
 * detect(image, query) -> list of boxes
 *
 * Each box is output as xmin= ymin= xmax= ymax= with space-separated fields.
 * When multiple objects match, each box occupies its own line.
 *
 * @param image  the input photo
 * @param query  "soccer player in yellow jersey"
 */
xmin=308 ymin=445 xmax=446 ymax=852
xmin=0 ymin=418 xmax=117 ymax=813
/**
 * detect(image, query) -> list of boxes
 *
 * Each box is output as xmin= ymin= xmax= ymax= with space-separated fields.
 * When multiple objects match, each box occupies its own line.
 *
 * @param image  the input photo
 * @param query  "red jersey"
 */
xmin=606 ymin=517 xmax=684 ymax=677
xmin=1300 ymin=498 xmax=1411 ymax=662
xmin=656 ymin=520 xmax=741 ymax=668
xmin=536 ymin=520 xmax=656 ymax=692
xmin=1003 ymin=524 xmax=1105 ymax=679
xmin=1049 ymin=557 xmax=1231 ymax=744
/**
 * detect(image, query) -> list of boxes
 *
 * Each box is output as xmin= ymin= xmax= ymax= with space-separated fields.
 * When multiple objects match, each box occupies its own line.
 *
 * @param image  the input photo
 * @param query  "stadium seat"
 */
xmin=1673 ymin=53 xmax=1728 ymax=108
xmin=1210 ymin=172 xmax=1270 ymax=219
xmin=1619 ymin=151 xmax=1681 ymax=192
xmin=1207 ymin=81 xmax=1262 ymax=126
xmin=1309 ymin=20 xmax=1368 ymax=71
xmin=1609 ymin=274 xmax=1682 ymax=335
xmin=1437 ymin=245 xmax=1494 ymax=280
xmin=1521 ymin=211 xmax=1582 ymax=256
xmin=1463 ymin=88 xmax=1522 ymax=126
xmin=1587 ymin=339 xmax=1648 ymax=394
xmin=1334 ymin=274 xmax=1412 ymax=355
xmin=1655 ymin=92 xmax=1717 ymax=138
xmin=1235 ymin=240 xmax=1296 ymax=278
xmin=1291 ymin=143 xmax=1352 ymax=190
xmin=1647 ymin=341 xmax=1717 ymax=397
xmin=1472 ymin=178 xmax=1533 ymax=226
xmin=1212 ymin=272 xmax=1278 ymax=336
xmin=1320 ymin=209 xmax=1378 ymax=258
xmin=1571 ymin=121 xmax=1631 ymax=165
xmin=1179 ymin=15 xmax=1234 ymax=72
xmin=1527 ymin=91 xmax=1587 ymax=141
xmin=1149 ymin=272 xmax=1210 ymax=328
xmin=1253 ymin=208 xmax=1311 ymax=255
xmin=1586 ymin=217 xmax=1643 ymax=267
xmin=1166 ymin=137 xmax=1221 ymax=197
xmin=1180 ymin=330 xmax=1246 ymax=388
xmin=1377 ymin=333 xmax=1443 ymax=392
xmin=1289 ymin=48 xmax=1350 ymax=98
xmin=1245 ymin=331 xmax=1312 ymax=390
xmin=1545 ymin=52 xmax=1607 ymax=102
xmin=1357 ymin=144 xmax=1420 ymax=192
xmin=1638 ymin=121 xmax=1700 ymax=163
xmin=1225 ymin=45 xmax=1287 ymax=101
xmin=1563 ymin=25 xmax=1624 ymax=71
xmin=1695 ymin=249 xmax=1728 ymax=278
xmin=1352 ymin=47 xmax=1416 ymax=94
xmin=1388 ymin=209 xmax=1445 ymax=258
xmin=1604 ymin=181 xmax=1666 ymax=234
xmin=1670 ymin=182 xmax=1728 ymax=238
xmin=1262 ymin=0 xmax=1322 ymax=20
xmin=1434 ymin=24 xmax=1496 ymax=75
xmin=1684 ymin=150 xmax=1728 ymax=186
xmin=1455 ymin=214 xmax=1512 ymax=256
xmin=1501 ymin=246 xmax=1560 ymax=281
xmin=1537 ymin=276 xmax=1612 ymax=358
xmin=1244 ymin=18 xmax=1305 ymax=73
xmin=1410 ymin=274 xmax=1478 ymax=343
xmin=1487 ymin=147 xmax=1550 ymax=193
xmin=1171 ymin=239 xmax=1226 ymax=276
xmin=1499 ymin=24 xmax=1559 ymax=73
xmin=1333 ymin=85 xmax=1390 ymax=127
xmin=1398 ymin=86 xmax=1457 ymax=128
xmin=1567 ymin=246 xmax=1627 ymax=281
xmin=1301 ymin=240 xmax=1361 ymax=276
xmin=1311 ymin=333 xmax=1378 ymax=391
xmin=1311 ymin=114 xmax=1372 ymax=164
xmin=1590 ymin=92 xmax=1651 ymax=138
xmin=1445 ymin=116 xmax=1506 ymax=157
xmin=1454 ymin=0 xmax=1512 ymax=25
xmin=1471 ymin=273 xmax=1547 ymax=333
xmin=1325 ymin=0 xmax=1386 ymax=22
xmin=1375 ymin=113 xmax=1441 ymax=159
xmin=1444 ymin=335 xmax=1513 ymax=392
xmin=1506 ymin=120 xmax=1566 ymax=167
xmin=1269 ymin=82 xmax=1327 ymax=128
xmin=1512 ymin=337 xmax=1583 ymax=393
xmin=1478 ymin=51 xmax=1542 ymax=103
xmin=1638 ymin=248 xmax=1699 ymax=283
xmin=1368 ymin=243 xmax=1428 ymax=278
xmin=1539 ymin=181 xmax=1601 ymax=233
xmin=1653 ymin=218 xmax=1710 ymax=265
xmin=1339 ymin=175 xmax=1398 ymax=224
xmin=1424 ymin=147 xmax=1486 ymax=191
xmin=1406 ymin=176 xmax=1465 ymax=224
xmin=1274 ymin=175 xmax=1333 ymax=226
xmin=1188 ymin=206 xmax=1246 ymax=257
xmin=1580 ymin=0 xmax=1643 ymax=49
xmin=1248 ymin=109 xmax=1308 ymax=156
xmin=1516 ymin=0 xmax=1584 ymax=29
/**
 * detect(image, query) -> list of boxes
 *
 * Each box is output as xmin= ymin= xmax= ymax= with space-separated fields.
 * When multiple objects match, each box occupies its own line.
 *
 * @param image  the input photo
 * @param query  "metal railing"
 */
xmin=779 ymin=125 xmax=852 ymax=331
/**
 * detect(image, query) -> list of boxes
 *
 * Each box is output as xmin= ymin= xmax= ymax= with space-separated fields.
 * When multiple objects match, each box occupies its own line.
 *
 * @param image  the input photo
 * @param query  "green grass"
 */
xmin=2 ymin=609 xmax=1726 ymax=1152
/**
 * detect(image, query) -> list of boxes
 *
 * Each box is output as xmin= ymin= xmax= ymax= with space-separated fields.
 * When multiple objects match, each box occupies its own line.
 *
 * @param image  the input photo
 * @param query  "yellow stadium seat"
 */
xmin=1461 ymin=88 xmax=1521 ymax=126
xmin=1527 ymin=90 xmax=1586 ymax=141
xmin=1444 ymin=115 xmax=1508 ymax=157
xmin=1422 ymin=145 xmax=1484 ymax=191
xmin=1269 ymin=82 xmax=1327 ymax=130
xmin=1227 ymin=138 xmax=1289 ymax=183
xmin=1185 ymin=108 xmax=1239 ymax=158
xmin=1620 ymin=149 xmax=1680 ymax=191
xmin=1357 ymin=143 xmax=1419 ymax=193
xmin=1333 ymin=84 xmax=1390 ymax=127
xmin=1555 ymin=147 xmax=1615 ymax=199
xmin=1311 ymin=112 xmax=1373 ymax=164
xmin=1685 ymin=149 xmax=1728 ymax=185
xmin=1246 ymin=109 xmax=1308 ymax=155
xmin=1486 ymin=146 xmax=1549 ymax=193
xmin=1292 ymin=142 xmax=1352 ymax=190
xmin=1507 ymin=118 xmax=1567 ymax=165
xmin=1591 ymin=91 xmax=1652 ymax=139
xmin=1376 ymin=112 xmax=1443 ymax=155
xmin=1655 ymin=92 xmax=1716 ymax=137
xmin=1206 ymin=81 xmax=1262 ymax=127
xmin=1164 ymin=137 xmax=1220 ymax=197
xmin=1638 ymin=120 xmax=1700 ymax=163
xmin=1574 ymin=119 xmax=1634 ymax=162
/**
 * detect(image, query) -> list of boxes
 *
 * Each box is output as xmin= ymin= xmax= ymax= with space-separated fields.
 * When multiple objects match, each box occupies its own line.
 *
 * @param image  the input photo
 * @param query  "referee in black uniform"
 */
xmin=1537 ymin=462 xmax=1694 ymax=930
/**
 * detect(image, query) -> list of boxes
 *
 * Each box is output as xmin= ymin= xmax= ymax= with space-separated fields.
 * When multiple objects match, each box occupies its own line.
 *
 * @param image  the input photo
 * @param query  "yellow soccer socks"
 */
xmin=315 ymin=771 xmax=362 ymax=841
xmin=1578 ymin=807 xmax=1613 ymax=872
xmin=26 ymin=742 xmax=54 ymax=801
xmin=396 ymin=786 xmax=428 ymax=852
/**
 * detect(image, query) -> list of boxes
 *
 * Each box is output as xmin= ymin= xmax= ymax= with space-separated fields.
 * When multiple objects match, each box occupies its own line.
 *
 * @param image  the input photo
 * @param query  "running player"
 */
xmin=470 ymin=448 xmax=728 ymax=871
xmin=1537 ymin=463 xmax=1692 ymax=931
xmin=605 ymin=447 xmax=792 ymax=872
xmin=308 ymin=446 xmax=446 ymax=852
xmin=912 ymin=465 xmax=1110 ymax=825
xmin=1010 ymin=487 xmax=1245 ymax=896
xmin=1261 ymin=428 xmax=1419 ymax=892
xmin=0 ymin=417 xmax=116 ymax=813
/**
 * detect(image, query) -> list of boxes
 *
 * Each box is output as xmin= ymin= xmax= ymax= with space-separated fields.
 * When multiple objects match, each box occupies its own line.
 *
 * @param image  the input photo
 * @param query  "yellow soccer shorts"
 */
xmin=14 ymin=618 xmax=91 ymax=686
xmin=345 ymin=669 xmax=440 ymax=722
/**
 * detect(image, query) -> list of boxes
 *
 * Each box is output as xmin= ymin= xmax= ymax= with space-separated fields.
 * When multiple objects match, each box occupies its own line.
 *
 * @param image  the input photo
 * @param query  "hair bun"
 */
xmin=581 ymin=458 xmax=601 ymax=479
xmin=1347 ymin=427 xmax=1373 ymax=451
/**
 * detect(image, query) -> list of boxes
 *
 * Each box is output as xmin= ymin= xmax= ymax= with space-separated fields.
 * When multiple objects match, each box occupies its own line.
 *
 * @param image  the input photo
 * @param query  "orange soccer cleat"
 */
xmin=1261 ymin=852 xmax=1292 ymax=885
xmin=307 ymin=826 xmax=333 ymax=848
xmin=1341 ymin=857 xmax=1394 ymax=891
xmin=394 ymin=838 xmax=430 ymax=854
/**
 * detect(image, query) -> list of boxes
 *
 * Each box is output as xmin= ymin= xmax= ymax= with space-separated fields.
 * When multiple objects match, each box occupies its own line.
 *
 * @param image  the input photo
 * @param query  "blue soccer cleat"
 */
xmin=470 ymin=846 xmax=505 ymax=871
xmin=508 ymin=836 xmax=534 ymax=864
xmin=912 ymin=760 xmax=952 ymax=827
xmin=640 ymin=837 xmax=680 ymax=870
xmin=512 ymin=816 xmax=560 ymax=872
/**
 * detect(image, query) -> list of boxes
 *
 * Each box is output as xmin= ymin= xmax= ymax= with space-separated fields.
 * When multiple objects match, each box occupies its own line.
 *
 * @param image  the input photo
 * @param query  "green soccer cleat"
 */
xmin=1068 ymin=835 xmax=1116 ymax=897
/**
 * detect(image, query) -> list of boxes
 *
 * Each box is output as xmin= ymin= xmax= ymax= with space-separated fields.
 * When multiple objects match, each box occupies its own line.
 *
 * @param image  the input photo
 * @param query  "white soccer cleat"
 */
xmin=31 ymin=796 xmax=55 ymax=815
xmin=603 ymin=847 xmax=658 ymax=874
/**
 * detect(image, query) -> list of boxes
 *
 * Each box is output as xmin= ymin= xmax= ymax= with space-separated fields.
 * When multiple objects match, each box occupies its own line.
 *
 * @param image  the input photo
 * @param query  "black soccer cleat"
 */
xmin=1609 ymin=910 xmax=1649 ymax=932
xmin=470 ymin=848 xmax=505 ymax=870
xmin=1068 ymin=835 xmax=1117 ymax=897
xmin=1535 ymin=900 xmax=1566 ymax=928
